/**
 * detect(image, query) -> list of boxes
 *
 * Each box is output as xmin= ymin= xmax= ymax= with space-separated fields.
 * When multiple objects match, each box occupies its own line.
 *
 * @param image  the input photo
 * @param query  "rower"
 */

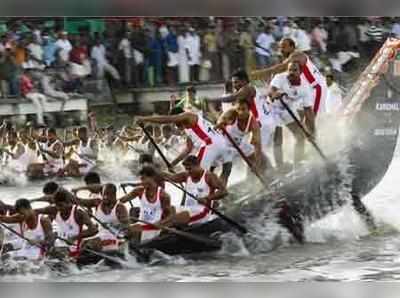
xmin=268 ymin=61 xmax=314 ymax=167
xmin=63 ymin=126 xmax=98 ymax=177
xmin=120 ymin=166 xmax=174 ymax=243
xmin=251 ymin=37 xmax=327 ymax=132
xmin=0 ymin=200 xmax=22 ymax=255
xmin=30 ymin=181 xmax=60 ymax=204
xmin=216 ymin=98 xmax=267 ymax=184
xmin=205 ymin=69 xmax=276 ymax=151
xmin=1 ymin=131 xmax=25 ymax=173
xmin=0 ymin=199 xmax=54 ymax=261
xmin=163 ymin=155 xmax=227 ymax=226
xmin=71 ymin=171 xmax=103 ymax=201
xmin=75 ymin=183 xmax=130 ymax=252
xmin=17 ymin=129 xmax=40 ymax=172
xmin=36 ymin=188 xmax=98 ymax=258
xmin=136 ymin=107 xmax=231 ymax=175
xmin=28 ymin=128 xmax=64 ymax=178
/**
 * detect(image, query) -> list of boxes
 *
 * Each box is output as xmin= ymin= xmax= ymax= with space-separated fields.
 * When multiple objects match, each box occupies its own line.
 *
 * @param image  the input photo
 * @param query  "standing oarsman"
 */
xmin=136 ymin=108 xmax=231 ymax=174
xmin=120 ymin=166 xmax=175 ymax=243
xmin=251 ymin=37 xmax=328 ymax=133
xmin=36 ymin=188 xmax=98 ymax=258
xmin=63 ymin=126 xmax=98 ymax=177
xmin=0 ymin=198 xmax=54 ymax=260
xmin=268 ymin=61 xmax=314 ymax=167
xmin=205 ymin=69 xmax=277 ymax=150
xmin=162 ymin=155 xmax=227 ymax=226
xmin=73 ymin=183 xmax=130 ymax=252
xmin=216 ymin=98 xmax=267 ymax=184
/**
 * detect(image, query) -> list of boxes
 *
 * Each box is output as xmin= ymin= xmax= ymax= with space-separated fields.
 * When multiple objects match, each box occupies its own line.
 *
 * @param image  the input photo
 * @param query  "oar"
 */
xmin=0 ymin=222 xmax=48 ymax=252
xmin=120 ymin=186 xmax=220 ymax=246
xmin=132 ymin=216 xmax=220 ymax=247
xmin=55 ymin=236 xmax=129 ymax=266
xmin=164 ymin=177 xmax=248 ymax=234
xmin=278 ymin=95 xmax=327 ymax=161
xmin=138 ymin=122 xmax=174 ymax=171
xmin=138 ymin=122 xmax=247 ymax=233
xmin=71 ymin=149 xmax=97 ymax=166
xmin=220 ymin=126 xmax=269 ymax=188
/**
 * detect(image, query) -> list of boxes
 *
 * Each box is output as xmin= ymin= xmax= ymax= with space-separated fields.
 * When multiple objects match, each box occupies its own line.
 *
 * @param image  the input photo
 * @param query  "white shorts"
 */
xmin=272 ymin=101 xmax=300 ymax=127
xmin=176 ymin=206 xmax=215 ymax=225
xmin=259 ymin=115 xmax=277 ymax=148
xmin=224 ymin=140 xmax=255 ymax=163
xmin=197 ymin=141 xmax=230 ymax=170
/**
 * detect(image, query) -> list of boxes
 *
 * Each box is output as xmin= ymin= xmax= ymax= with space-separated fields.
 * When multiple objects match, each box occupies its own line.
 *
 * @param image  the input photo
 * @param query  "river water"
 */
xmin=1 ymin=139 xmax=400 ymax=282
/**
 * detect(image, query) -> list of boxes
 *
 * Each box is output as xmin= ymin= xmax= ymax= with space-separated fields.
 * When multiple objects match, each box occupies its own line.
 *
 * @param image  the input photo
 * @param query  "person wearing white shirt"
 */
xmin=54 ymin=31 xmax=72 ymax=62
xmin=118 ymin=32 xmax=133 ymax=85
xmin=91 ymin=38 xmax=121 ymax=90
xmin=26 ymin=36 xmax=44 ymax=70
xmin=185 ymin=28 xmax=201 ymax=82
xmin=269 ymin=61 xmax=314 ymax=167
xmin=255 ymin=26 xmax=275 ymax=67
xmin=177 ymin=29 xmax=190 ymax=83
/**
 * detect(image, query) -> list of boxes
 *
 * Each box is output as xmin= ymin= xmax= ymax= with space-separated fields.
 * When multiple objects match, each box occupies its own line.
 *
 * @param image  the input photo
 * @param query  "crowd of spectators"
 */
xmin=0 ymin=16 xmax=399 ymax=101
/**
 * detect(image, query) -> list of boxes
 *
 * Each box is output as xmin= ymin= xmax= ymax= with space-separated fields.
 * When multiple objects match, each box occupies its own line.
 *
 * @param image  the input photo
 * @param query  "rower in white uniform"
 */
xmin=162 ymin=155 xmax=227 ymax=226
xmin=136 ymin=107 xmax=231 ymax=175
xmin=0 ymin=199 xmax=54 ymax=261
xmin=36 ymin=188 xmax=98 ymax=258
xmin=120 ymin=166 xmax=174 ymax=243
xmin=63 ymin=126 xmax=98 ymax=177
xmin=74 ymin=183 xmax=130 ymax=252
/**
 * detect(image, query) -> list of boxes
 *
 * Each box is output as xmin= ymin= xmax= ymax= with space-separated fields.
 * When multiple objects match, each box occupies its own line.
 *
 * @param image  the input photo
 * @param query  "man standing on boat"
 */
xmin=204 ymin=69 xmax=277 ymax=152
xmin=268 ymin=61 xmax=314 ymax=166
xmin=136 ymin=108 xmax=231 ymax=177
xmin=215 ymin=98 xmax=268 ymax=184
xmin=251 ymin=37 xmax=327 ymax=131
xmin=162 ymin=155 xmax=227 ymax=226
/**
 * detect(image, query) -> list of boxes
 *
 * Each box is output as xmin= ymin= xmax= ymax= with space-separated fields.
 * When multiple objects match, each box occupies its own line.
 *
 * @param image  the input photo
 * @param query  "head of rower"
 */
xmin=278 ymin=38 xmax=296 ymax=59
xmin=287 ymin=61 xmax=302 ymax=85
xmin=53 ymin=188 xmax=74 ymax=215
xmin=14 ymin=198 xmax=34 ymax=218
xmin=231 ymin=69 xmax=250 ymax=92
xmin=47 ymin=128 xmax=58 ymax=143
xmin=182 ymin=155 xmax=204 ymax=179
xmin=235 ymin=98 xmax=252 ymax=121
xmin=78 ymin=126 xmax=89 ymax=142
xmin=6 ymin=131 xmax=18 ymax=146
xmin=139 ymin=166 xmax=159 ymax=191
xmin=162 ymin=125 xmax=173 ymax=140
xmin=101 ymin=183 xmax=117 ymax=207
xmin=84 ymin=171 xmax=101 ymax=186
